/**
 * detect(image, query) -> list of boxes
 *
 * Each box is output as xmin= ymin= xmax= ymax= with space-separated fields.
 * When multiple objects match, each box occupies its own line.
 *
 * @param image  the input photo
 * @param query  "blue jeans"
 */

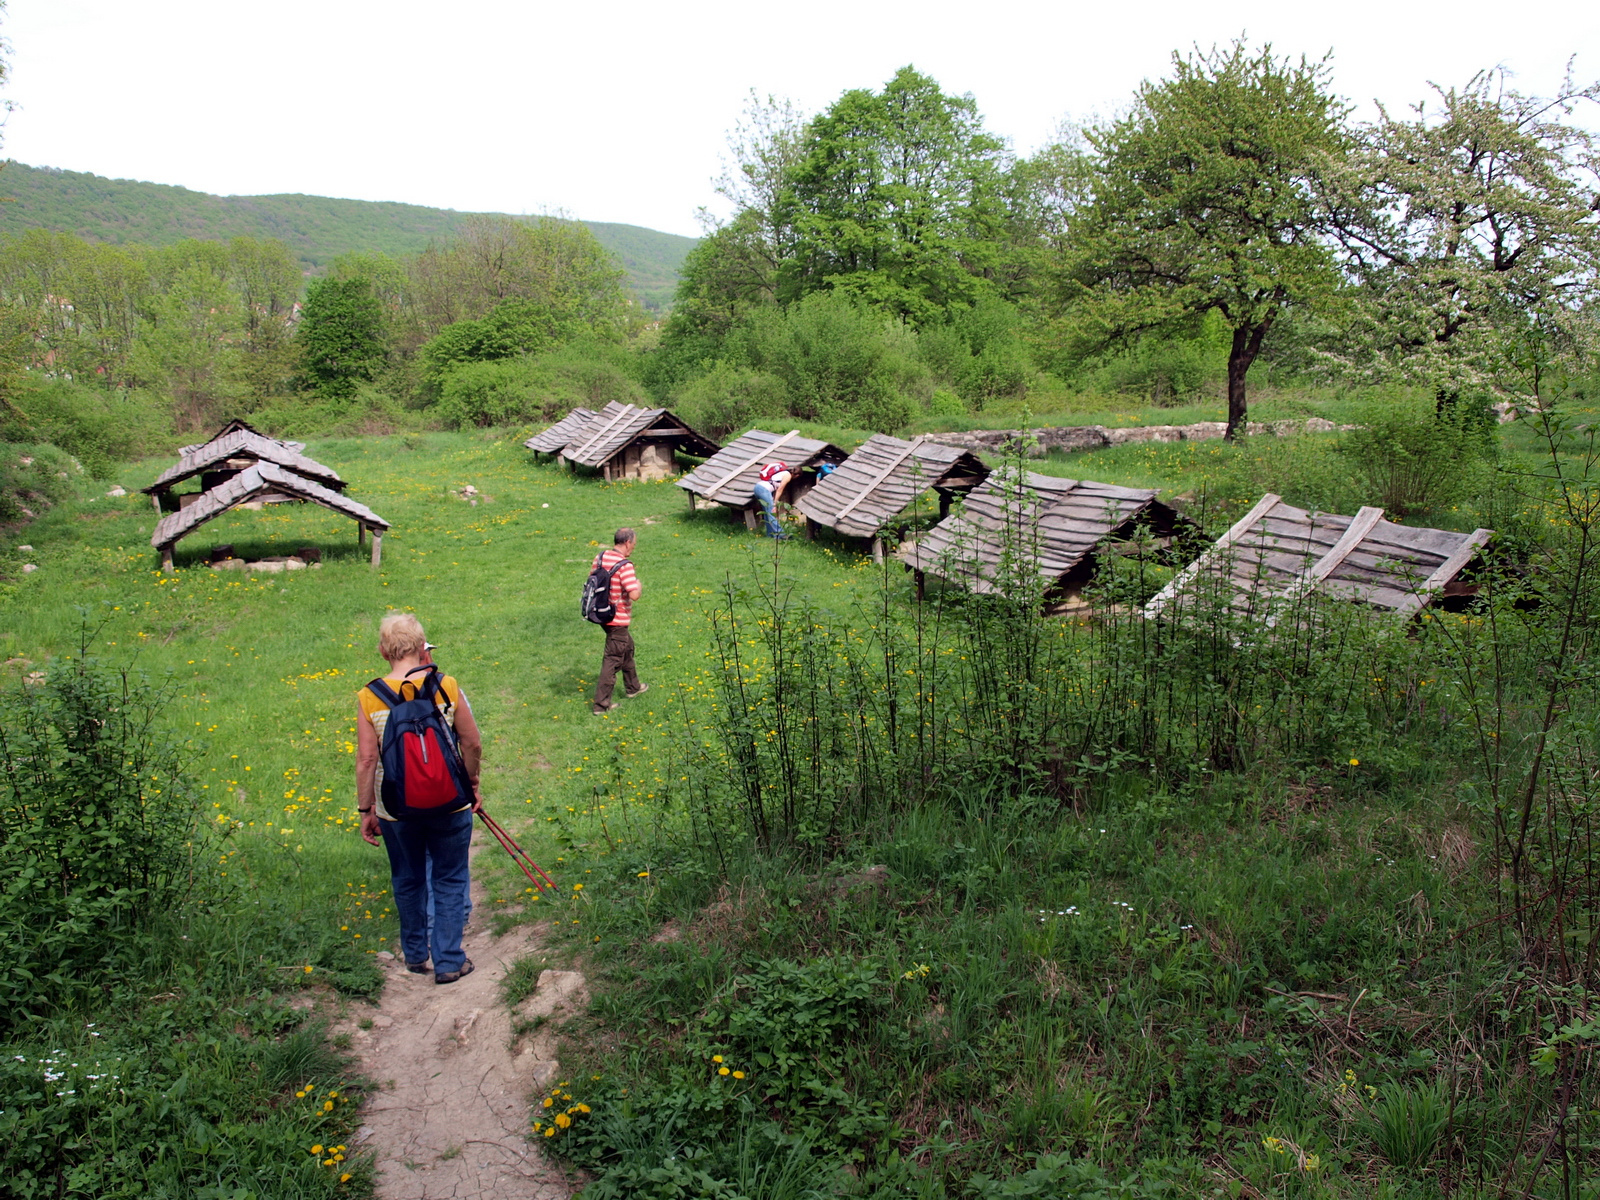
xmin=425 ymin=851 xmax=472 ymax=933
xmin=751 ymin=482 xmax=784 ymax=537
xmin=380 ymin=808 xmax=473 ymax=973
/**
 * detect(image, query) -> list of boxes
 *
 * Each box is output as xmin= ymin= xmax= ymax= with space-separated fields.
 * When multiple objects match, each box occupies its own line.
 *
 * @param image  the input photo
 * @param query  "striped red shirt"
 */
xmin=594 ymin=548 xmax=640 ymax=626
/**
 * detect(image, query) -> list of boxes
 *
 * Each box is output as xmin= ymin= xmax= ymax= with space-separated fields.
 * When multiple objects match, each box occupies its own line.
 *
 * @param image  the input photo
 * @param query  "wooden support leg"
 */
xmin=687 ymin=492 xmax=697 ymax=513
xmin=161 ymin=545 xmax=174 ymax=573
xmin=939 ymin=492 xmax=951 ymax=520
xmin=370 ymin=531 xmax=383 ymax=569
xmin=743 ymin=507 xmax=758 ymax=531
xmin=871 ymin=537 xmax=885 ymax=564
xmin=914 ymin=569 xmax=926 ymax=601
xmin=151 ymin=493 xmax=162 ymax=514
xmin=805 ymin=518 xmax=817 ymax=542
xmin=358 ymin=523 xmax=366 ymax=549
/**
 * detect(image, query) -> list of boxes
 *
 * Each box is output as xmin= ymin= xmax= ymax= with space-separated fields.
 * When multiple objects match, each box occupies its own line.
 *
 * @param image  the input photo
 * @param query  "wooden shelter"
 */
xmin=676 ymin=428 xmax=849 ymax=529
xmin=524 ymin=408 xmax=597 ymax=456
xmin=1142 ymin=494 xmax=1492 ymax=620
xmin=151 ymin=462 xmax=391 ymax=572
xmin=556 ymin=402 xmax=720 ymax=481
xmin=794 ymin=434 xmax=988 ymax=558
xmin=143 ymin=427 xmax=346 ymax=513
xmin=898 ymin=469 xmax=1191 ymax=602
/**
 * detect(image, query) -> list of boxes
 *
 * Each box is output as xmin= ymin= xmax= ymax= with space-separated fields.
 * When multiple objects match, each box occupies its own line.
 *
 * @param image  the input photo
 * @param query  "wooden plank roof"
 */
xmin=178 ymin=419 xmax=304 ymax=456
xmin=899 ymin=470 xmax=1170 ymax=594
xmin=524 ymin=408 xmax=598 ymax=454
xmin=559 ymin=402 xmax=720 ymax=467
xmin=676 ymin=428 xmax=849 ymax=506
xmin=1142 ymin=493 xmax=1492 ymax=619
xmin=794 ymin=434 xmax=990 ymax=538
xmin=151 ymin=462 xmax=389 ymax=551
xmin=144 ymin=428 xmax=346 ymax=495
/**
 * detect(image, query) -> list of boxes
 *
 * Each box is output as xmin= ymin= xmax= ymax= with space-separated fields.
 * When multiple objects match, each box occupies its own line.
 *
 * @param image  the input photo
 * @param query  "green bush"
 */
xmin=0 ymin=380 xmax=170 ymax=478
xmin=729 ymin=292 xmax=927 ymax=433
xmin=670 ymin=363 xmax=791 ymax=441
xmin=434 ymin=341 xmax=648 ymax=429
xmin=0 ymin=654 xmax=216 ymax=1028
xmin=1338 ymin=396 xmax=1496 ymax=516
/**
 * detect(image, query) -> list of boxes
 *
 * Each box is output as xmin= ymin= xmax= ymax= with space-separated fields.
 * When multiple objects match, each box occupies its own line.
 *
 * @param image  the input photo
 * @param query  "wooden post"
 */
xmin=743 ymin=507 xmax=758 ymax=531
xmin=871 ymin=537 xmax=885 ymax=564
xmin=151 ymin=493 xmax=162 ymax=513
xmin=686 ymin=491 xmax=697 ymax=513
xmin=939 ymin=491 xmax=952 ymax=519
xmin=805 ymin=518 xmax=817 ymax=541
xmin=358 ymin=523 xmax=366 ymax=549
xmin=914 ymin=569 xmax=926 ymax=601
xmin=370 ymin=529 xmax=383 ymax=569
xmin=160 ymin=545 xmax=174 ymax=573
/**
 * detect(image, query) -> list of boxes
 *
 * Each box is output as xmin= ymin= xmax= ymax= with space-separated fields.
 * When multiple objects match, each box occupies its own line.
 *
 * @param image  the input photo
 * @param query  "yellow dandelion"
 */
xmin=732 ymin=1070 xmax=745 ymax=1079
xmin=712 ymin=1055 xmax=723 ymax=1063
xmin=718 ymin=1066 xmax=730 ymax=1076
xmin=311 ymin=1144 xmax=324 ymax=1155
xmin=543 ymin=1127 xmax=556 ymax=1138
xmin=1349 ymin=758 xmax=1360 ymax=766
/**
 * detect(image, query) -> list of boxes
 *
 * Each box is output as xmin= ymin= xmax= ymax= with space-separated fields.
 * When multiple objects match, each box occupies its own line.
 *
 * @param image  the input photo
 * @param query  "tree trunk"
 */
xmin=1225 ymin=320 xmax=1271 ymax=441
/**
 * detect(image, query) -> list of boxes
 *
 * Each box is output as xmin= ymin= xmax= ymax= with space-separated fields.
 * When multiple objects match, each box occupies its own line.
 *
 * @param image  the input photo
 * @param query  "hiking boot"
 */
xmin=435 ymin=958 xmax=474 ymax=985
xmin=625 ymin=683 xmax=649 ymax=699
xmin=405 ymin=959 xmax=430 ymax=974
xmin=592 ymin=702 xmax=617 ymax=715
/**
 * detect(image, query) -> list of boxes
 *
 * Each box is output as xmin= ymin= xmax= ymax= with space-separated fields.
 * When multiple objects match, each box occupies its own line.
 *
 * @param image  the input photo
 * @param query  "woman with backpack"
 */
xmin=357 ymin=613 xmax=484 ymax=984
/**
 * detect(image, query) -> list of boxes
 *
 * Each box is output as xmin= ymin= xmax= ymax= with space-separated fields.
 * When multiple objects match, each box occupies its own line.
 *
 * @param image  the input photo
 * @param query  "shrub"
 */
xmin=0 ymin=652 xmax=216 ymax=1029
xmin=671 ymin=362 xmax=791 ymax=442
xmin=434 ymin=341 xmax=648 ymax=429
xmin=0 ymin=380 xmax=170 ymax=478
xmin=729 ymin=292 xmax=928 ymax=432
xmin=1338 ymin=396 xmax=1496 ymax=516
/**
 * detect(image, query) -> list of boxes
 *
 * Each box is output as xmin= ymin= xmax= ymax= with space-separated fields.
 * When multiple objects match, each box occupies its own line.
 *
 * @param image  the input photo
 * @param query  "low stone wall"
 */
xmin=928 ymin=417 xmax=1350 ymax=457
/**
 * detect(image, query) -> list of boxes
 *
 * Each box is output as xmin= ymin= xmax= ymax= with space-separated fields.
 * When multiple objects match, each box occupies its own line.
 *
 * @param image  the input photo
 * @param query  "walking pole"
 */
xmin=476 ymin=809 xmax=559 ymax=892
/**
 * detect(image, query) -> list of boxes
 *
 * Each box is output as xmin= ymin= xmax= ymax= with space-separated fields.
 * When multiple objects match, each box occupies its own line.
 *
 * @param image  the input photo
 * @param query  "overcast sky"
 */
xmin=5 ymin=0 xmax=1597 ymax=239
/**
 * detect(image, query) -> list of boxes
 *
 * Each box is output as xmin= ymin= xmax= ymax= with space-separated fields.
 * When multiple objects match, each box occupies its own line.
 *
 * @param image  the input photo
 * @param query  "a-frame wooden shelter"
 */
xmin=676 ymin=428 xmax=849 ymax=529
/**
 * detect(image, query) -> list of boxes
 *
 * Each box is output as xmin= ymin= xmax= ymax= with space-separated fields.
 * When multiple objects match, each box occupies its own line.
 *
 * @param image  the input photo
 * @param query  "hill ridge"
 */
xmin=0 ymin=161 xmax=695 ymax=310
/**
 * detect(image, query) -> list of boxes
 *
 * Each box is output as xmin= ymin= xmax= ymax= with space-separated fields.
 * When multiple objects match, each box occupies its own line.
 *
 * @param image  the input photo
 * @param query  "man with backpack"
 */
xmin=585 ymin=527 xmax=645 ymax=715
xmin=357 ymin=613 xmax=483 ymax=984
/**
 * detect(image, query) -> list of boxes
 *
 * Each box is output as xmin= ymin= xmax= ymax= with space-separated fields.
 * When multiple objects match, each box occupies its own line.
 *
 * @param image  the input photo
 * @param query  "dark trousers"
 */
xmin=595 ymin=623 xmax=639 ymax=709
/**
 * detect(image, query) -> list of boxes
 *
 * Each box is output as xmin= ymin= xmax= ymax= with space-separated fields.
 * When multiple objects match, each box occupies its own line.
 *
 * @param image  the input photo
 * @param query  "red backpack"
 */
xmin=365 ymin=668 xmax=474 ymax=818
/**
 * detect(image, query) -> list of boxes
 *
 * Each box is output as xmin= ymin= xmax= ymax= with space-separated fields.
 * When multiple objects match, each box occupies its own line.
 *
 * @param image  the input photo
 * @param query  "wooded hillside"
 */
xmin=0 ymin=161 xmax=696 ymax=309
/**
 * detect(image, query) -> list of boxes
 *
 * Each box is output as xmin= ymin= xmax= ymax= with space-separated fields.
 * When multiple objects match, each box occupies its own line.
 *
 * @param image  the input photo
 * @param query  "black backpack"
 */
xmin=365 ymin=667 xmax=474 ymax=819
xmin=581 ymin=555 xmax=630 ymax=625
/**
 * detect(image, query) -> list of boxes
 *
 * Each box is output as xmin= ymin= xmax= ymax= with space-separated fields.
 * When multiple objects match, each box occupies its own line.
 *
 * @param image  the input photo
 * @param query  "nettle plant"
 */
xmin=0 ymin=646 xmax=217 ymax=1026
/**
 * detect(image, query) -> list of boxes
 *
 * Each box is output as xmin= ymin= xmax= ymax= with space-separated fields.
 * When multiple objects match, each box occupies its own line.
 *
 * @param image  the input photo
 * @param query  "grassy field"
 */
xmin=1 ymin=414 xmax=1593 ymax=1198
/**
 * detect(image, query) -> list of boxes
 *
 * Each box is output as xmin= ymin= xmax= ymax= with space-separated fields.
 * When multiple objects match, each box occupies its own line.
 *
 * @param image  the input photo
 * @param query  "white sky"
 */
xmin=5 ymin=0 xmax=1597 ymax=239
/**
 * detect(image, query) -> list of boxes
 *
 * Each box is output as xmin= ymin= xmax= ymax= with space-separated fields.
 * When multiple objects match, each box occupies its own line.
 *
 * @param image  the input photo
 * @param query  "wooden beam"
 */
xmin=832 ymin=436 xmax=928 ymax=524
xmin=370 ymin=530 xmax=383 ymax=569
xmin=701 ymin=430 xmax=803 ymax=500
xmin=565 ymin=404 xmax=637 ymax=464
xmin=1393 ymin=528 xmax=1493 ymax=616
xmin=1143 ymin=493 xmax=1282 ymax=618
xmin=1290 ymin=507 xmax=1387 ymax=592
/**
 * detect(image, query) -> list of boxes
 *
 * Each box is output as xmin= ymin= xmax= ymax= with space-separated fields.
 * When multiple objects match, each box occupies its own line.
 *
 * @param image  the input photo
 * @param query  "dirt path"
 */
xmin=338 ymin=863 xmax=584 ymax=1200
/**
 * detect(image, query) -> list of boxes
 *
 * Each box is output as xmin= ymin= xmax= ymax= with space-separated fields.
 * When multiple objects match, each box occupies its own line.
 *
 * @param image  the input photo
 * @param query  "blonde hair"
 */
xmin=378 ymin=612 xmax=427 ymax=662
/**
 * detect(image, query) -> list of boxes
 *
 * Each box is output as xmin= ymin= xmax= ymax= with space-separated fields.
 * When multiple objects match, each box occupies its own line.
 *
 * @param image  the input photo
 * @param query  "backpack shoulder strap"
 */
xmin=366 ymin=678 xmax=402 ymax=708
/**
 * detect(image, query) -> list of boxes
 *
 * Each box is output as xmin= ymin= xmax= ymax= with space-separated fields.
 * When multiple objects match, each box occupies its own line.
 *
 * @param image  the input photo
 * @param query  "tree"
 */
xmin=1060 ymin=42 xmax=1349 ymax=439
xmin=1331 ymin=67 xmax=1600 ymax=412
xmin=777 ymin=66 xmax=1009 ymax=323
xmin=296 ymin=277 xmax=387 ymax=400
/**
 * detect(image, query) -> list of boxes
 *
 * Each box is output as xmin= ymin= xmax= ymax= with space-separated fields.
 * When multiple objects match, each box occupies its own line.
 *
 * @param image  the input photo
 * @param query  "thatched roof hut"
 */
xmin=794 ymin=434 xmax=988 ymax=550
xmin=150 ymin=462 xmax=391 ymax=572
xmin=1143 ymin=493 xmax=1493 ymax=620
xmin=676 ymin=428 xmax=849 ymax=527
xmin=899 ymin=469 xmax=1190 ymax=600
